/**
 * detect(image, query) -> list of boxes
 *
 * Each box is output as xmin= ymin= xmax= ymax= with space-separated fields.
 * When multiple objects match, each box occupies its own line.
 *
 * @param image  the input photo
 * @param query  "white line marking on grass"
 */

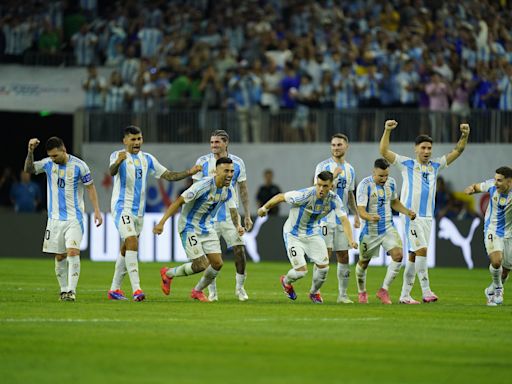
xmin=246 ymin=317 xmax=382 ymax=322
xmin=0 ymin=318 xmax=133 ymax=323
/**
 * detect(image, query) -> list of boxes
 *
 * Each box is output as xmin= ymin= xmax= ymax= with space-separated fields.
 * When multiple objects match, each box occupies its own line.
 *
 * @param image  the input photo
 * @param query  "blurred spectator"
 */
xmin=0 ymin=167 xmax=15 ymax=208
xmin=256 ymin=169 xmax=281 ymax=216
xmin=425 ymin=72 xmax=451 ymax=142
xmin=38 ymin=20 xmax=61 ymax=54
xmin=82 ymin=64 xmax=105 ymax=110
xmin=10 ymin=171 xmax=41 ymax=213
xmin=71 ymin=24 xmax=97 ymax=66
xmin=104 ymin=70 xmax=132 ymax=112
xmin=289 ymin=73 xmax=317 ymax=142
xmin=435 ymin=176 xmax=451 ymax=219
xmin=395 ymin=60 xmax=420 ymax=108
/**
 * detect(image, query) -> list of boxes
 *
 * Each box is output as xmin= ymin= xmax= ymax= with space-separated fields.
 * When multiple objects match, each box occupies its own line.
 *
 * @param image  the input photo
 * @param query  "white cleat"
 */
xmin=236 ymin=287 xmax=249 ymax=302
xmin=208 ymin=289 xmax=218 ymax=302
xmin=337 ymin=295 xmax=354 ymax=304
xmin=399 ymin=296 xmax=421 ymax=305
xmin=494 ymin=288 xmax=503 ymax=305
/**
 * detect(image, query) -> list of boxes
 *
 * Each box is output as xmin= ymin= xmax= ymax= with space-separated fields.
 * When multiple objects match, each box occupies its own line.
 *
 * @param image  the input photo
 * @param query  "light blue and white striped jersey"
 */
xmin=357 ymin=73 xmax=382 ymax=100
xmin=334 ymin=74 xmax=358 ymax=109
xmin=393 ymin=154 xmax=447 ymax=218
xmin=110 ymin=150 xmax=167 ymax=226
xmin=498 ymin=76 xmax=512 ymax=111
xmin=314 ymin=158 xmax=355 ymax=225
xmin=192 ymin=153 xmax=246 ymax=222
xmin=395 ymin=71 xmax=419 ymax=103
xmin=284 ymin=187 xmax=347 ymax=238
xmin=137 ymin=28 xmax=163 ymax=58
xmin=479 ymin=180 xmax=512 ymax=238
xmin=34 ymin=155 xmax=93 ymax=225
xmin=356 ymin=175 xmax=398 ymax=236
xmin=71 ymin=32 xmax=97 ymax=66
xmin=179 ymin=177 xmax=237 ymax=235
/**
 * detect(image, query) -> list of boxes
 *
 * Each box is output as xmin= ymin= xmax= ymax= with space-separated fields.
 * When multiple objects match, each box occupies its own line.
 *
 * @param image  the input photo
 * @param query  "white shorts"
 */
xmin=284 ymin=232 xmax=329 ymax=268
xmin=485 ymin=233 xmax=512 ymax=269
xmin=215 ymin=218 xmax=244 ymax=248
xmin=180 ymin=231 xmax=221 ymax=261
xmin=321 ymin=221 xmax=349 ymax=251
xmin=404 ymin=216 xmax=432 ymax=252
xmin=115 ymin=213 xmax=143 ymax=240
xmin=359 ymin=227 xmax=402 ymax=261
xmin=42 ymin=218 xmax=83 ymax=254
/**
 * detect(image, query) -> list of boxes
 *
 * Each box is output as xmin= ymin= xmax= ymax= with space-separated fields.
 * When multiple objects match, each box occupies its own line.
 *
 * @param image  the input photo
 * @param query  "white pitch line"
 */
xmin=1 ymin=317 xmax=382 ymax=323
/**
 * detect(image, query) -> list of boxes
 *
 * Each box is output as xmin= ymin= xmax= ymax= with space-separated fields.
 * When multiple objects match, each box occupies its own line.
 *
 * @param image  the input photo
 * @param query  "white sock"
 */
xmin=490 ymin=265 xmax=503 ymax=289
xmin=167 ymin=263 xmax=194 ymax=278
xmin=310 ymin=266 xmax=329 ymax=294
xmin=235 ymin=273 xmax=246 ymax=290
xmin=415 ymin=256 xmax=431 ymax=294
xmin=110 ymin=254 xmax=127 ymax=291
xmin=195 ymin=266 xmax=219 ymax=292
xmin=67 ymin=256 xmax=80 ymax=293
xmin=382 ymin=261 xmax=402 ymax=290
xmin=207 ymin=279 xmax=217 ymax=295
xmin=284 ymin=269 xmax=307 ymax=284
xmin=355 ymin=263 xmax=367 ymax=293
xmin=55 ymin=258 xmax=68 ymax=292
xmin=125 ymin=250 xmax=141 ymax=292
xmin=337 ymin=263 xmax=350 ymax=296
xmin=401 ymin=260 xmax=416 ymax=298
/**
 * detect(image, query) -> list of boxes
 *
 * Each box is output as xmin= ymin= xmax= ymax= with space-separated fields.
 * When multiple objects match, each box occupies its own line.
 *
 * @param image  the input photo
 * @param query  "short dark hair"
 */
xmin=317 ymin=170 xmax=334 ymax=182
xmin=496 ymin=166 xmax=512 ymax=179
xmin=374 ymin=158 xmax=390 ymax=170
xmin=46 ymin=137 xmax=64 ymax=151
xmin=124 ymin=125 xmax=142 ymax=136
xmin=415 ymin=134 xmax=433 ymax=145
xmin=216 ymin=157 xmax=233 ymax=167
xmin=211 ymin=129 xmax=229 ymax=142
xmin=331 ymin=133 xmax=349 ymax=143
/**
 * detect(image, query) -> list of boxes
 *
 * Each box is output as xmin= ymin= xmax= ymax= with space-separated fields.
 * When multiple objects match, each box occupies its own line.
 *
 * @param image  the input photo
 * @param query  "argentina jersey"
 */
xmin=34 ymin=155 xmax=93 ymax=225
xmin=110 ymin=150 xmax=167 ymax=225
xmin=356 ymin=176 xmax=397 ymax=236
xmin=284 ymin=187 xmax=347 ymax=237
xmin=393 ymin=154 xmax=447 ymax=218
xmin=192 ymin=153 xmax=246 ymax=222
xmin=178 ymin=177 xmax=237 ymax=235
xmin=480 ymin=180 xmax=512 ymax=238
xmin=314 ymin=158 xmax=355 ymax=225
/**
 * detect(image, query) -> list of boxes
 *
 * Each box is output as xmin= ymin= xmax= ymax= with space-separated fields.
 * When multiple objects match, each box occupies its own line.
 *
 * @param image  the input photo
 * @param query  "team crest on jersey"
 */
xmin=499 ymin=197 xmax=507 ymax=205
xmin=339 ymin=170 xmax=345 ymax=177
xmin=314 ymin=204 xmax=323 ymax=212
xmin=67 ymin=169 xmax=74 ymax=177
xmin=134 ymin=159 xmax=141 ymax=166
xmin=59 ymin=169 xmax=65 ymax=177
xmin=378 ymin=189 xmax=384 ymax=197
xmin=428 ymin=166 xmax=433 ymax=172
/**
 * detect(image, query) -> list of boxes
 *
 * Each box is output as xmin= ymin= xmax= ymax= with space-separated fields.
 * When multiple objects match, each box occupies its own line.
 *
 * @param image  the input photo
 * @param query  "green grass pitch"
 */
xmin=0 ymin=258 xmax=510 ymax=384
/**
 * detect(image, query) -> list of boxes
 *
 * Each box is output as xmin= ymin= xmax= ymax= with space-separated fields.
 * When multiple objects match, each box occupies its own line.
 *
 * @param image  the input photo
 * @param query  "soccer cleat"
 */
xmin=422 ymin=291 xmax=438 ymax=303
xmin=280 ymin=275 xmax=297 ymax=300
xmin=309 ymin=292 xmax=323 ymax=304
xmin=66 ymin=291 xmax=76 ymax=302
xmin=358 ymin=291 xmax=368 ymax=304
xmin=494 ymin=288 xmax=504 ymax=305
xmin=376 ymin=288 xmax=392 ymax=304
xmin=133 ymin=289 xmax=145 ymax=302
xmin=208 ymin=289 xmax=218 ymax=302
xmin=399 ymin=296 xmax=420 ymax=305
xmin=160 ymin=267 xmax=173 ymax=295
xmin=337 ymin=295 xmax=354 ymax=304
xmin=108 ymin=289 xmax=128 ymax=300
xmin=236 ymin=287 xmax=249 ymax=302
xmin=485 ymin=288 xmax=497 ymax=306
xmin=59 ymin=292 xmax=68 ymax=301
xmin=190 ymin=289 xmax=209 ymax=302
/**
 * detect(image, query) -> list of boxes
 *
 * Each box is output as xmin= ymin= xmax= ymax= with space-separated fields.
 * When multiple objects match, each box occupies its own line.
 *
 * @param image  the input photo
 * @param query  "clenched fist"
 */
xmin=28 ymin=138 xmax=40 ymax=152
xmin=384 ymin=120 xmax=398 ymax=131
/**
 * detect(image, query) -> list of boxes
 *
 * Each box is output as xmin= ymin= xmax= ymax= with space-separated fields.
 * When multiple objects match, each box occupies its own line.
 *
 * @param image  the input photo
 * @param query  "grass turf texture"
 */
xmin=0 ymin=258 xmax=509 ymax=384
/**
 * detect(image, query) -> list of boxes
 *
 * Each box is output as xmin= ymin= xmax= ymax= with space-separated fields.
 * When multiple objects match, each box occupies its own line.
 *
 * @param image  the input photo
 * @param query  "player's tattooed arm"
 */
xmin=24 ymin=138 xmax=40 ymax=174
xmin=379 ymin=120 xmax=398 ymax=164
xmin=464 ymin=182 xmax=482 ymax=195
xmin=239 ymin=180 xmax=253 ymax=231
xmin=446 ymin=123 xmax=470 ymax=165
xmin=347 ymin=192 xmax=360 ymax=228
xmin=162 ymin=165 xmax=202 ymax=181
xmin=110 ymin=151 xmax=127 ymax=176
xmin=230 ymin=208 xmax=245 ymax=236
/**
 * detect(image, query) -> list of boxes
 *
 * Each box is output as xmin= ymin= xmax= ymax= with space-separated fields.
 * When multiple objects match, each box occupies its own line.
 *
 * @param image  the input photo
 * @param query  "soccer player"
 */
xmin=314 ymin=133 xmax=360 ymax=304
xmin=108 ymin=125 xmax=201 ymax=302
xmin=257 ymin=171 xmax=358 ymax=303
xmin=192 ymin=130 xmax=253 ymax=301
xmin=380 ymin=119 xmax=470 ymax=303
xmin=154 ymin=157 xmax=245 ymax=302
xmin=24 ymin=137 xmax=103 ymax=301
xmin=356 ymin=159 xmax=417 ymax=304
xmin=464 ymin=166 xmax=512 ymax=306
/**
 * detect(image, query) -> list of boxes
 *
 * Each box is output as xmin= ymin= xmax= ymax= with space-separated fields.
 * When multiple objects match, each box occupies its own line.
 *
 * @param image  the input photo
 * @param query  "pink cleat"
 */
xmin=309 ymin=292 xmax=323 ymax=304
xmin=160 ymin=267 xmax=173 ymax=295
xmin=133 ymin=289 xmax=145 ymax=302
xmin=422 ymin=291 xmax=438 ymax=303
xmin=358 ymin=291 xmax=368 ymax=304
xmin=399 ymin=296 xmax=421 ymax=304
xmin=376 ymin=288 xmax=392 ymax=304
xmin=190 ymin=289 xmax=209 ymax=302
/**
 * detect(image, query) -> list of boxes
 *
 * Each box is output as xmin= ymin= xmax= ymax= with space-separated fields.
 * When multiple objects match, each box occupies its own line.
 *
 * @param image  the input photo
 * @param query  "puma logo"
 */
xmin=242 ymin=216 xmax=268 ymax=263
xmin=438 ymin=217 xmax=481 ymax=269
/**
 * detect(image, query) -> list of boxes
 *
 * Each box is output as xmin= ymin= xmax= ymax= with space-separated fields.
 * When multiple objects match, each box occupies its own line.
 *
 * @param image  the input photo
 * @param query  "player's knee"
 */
xmin=233 ymin=246 xmax=246 ymax=259
xmin=192 ymin=257 xmax=209 ymax=273
xmin=295 ymin=270 xmax=307 ymax=279
xmin=336 ymin=251 xmax=348 ymax=264
xmin=55 ymin=254 xmax=67 ymax=262
xmin=491 ymin=260 xmax=502 ymax=269
xmin=124 ymin=236 xmax=138 ymax=251
xmin=391 ymin=252 xmax=403 ymax=263
xmin=210 ymin=259 xmax=224 ymax=271
xmin=67 ymin=249 xmax=80 ymax=257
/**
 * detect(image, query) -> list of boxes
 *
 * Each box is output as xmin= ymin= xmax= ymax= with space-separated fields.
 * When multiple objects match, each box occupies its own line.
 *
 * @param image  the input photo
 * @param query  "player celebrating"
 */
xmin=356 ymin=159 xmax=417 ymax=304
xmin=154 ymin=157 xmax=245 ymax=302
xmin=314 ymin=133 xmax=360 ymax=304
xmin=464 ymin=166 xmax=512 ymax=306
xmin=24 ymin=137 xmax=103 ymax=301
xmin=257 ymin=171 xmax=358 ymax=303
xmin=380 ymin=119 xmax=470 ymax=303
xmin=108 ymin=125 xmax=201 ymax=302
xmin=192 ymin=130 xmax=253 ymax=302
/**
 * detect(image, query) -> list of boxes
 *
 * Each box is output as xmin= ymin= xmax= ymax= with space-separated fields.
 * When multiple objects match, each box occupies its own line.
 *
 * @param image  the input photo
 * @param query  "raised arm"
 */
xmin=24 ymin=138 xmax=40 ymax=174
xmin=257 ymin=193 xmax=286 ymax=217
xmin=445 ymin=123 xmax=470 ymax=165
xmin=109 ymin=151 xmax=126 ymax=176
xmin=162 ymin=165 xmax=202 ymax=181
xmin=238 ymin=180 xmax=253 ymax=231
xmin=85 ymin=184 xmax=103 ymax=227
xmin=153 ymin=196 xmax=185 ymax=234
xmin=464 ymin=182 xmax=483 ymax=195
xmin=391 ymin=199 xmax=416 ymax=220
xmin=379 ymin=120 xmax=399 ymax=164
